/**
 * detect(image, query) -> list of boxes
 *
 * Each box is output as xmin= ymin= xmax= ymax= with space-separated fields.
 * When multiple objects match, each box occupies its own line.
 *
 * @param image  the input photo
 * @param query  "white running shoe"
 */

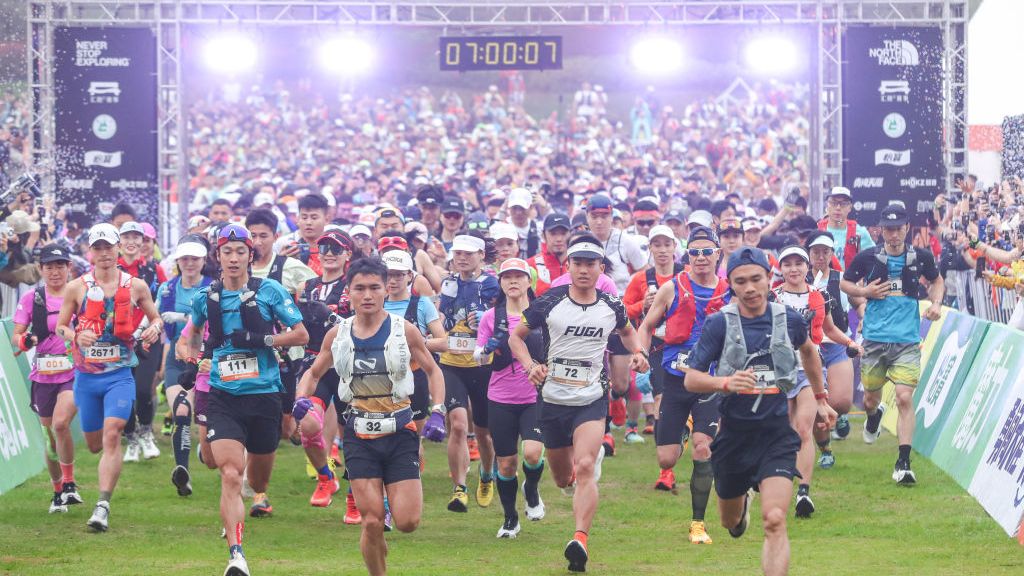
xmin=594 ymin=445 xmax=605 ymax=483
xmin=224 ymin=551 xmax=250 ymax=576
xmin=496 ymin=516 xmax=521 ymax=539
xmin=49 ymin=493 xmax=68 ymax=514
xmin=87 ymin=502 xmax=109 ymax=532
xmin=123 ymin=437 xmax=141 ymax=462
xmin=561 ymin=482 xmax=576 ymax=498
xmin=523 ymin=483 xmax=545 ymax=521
xmin=139 ymin=430 xmax=161 ymax=460
xmin=862 ymin=404 xmax=886 ymax=444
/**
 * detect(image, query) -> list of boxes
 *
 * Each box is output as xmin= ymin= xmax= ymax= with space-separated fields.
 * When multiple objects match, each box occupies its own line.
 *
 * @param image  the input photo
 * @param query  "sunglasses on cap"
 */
xmin=719 ymin=221 xmax=742 ymax=233
xmin=378 ymin=236 xmax=409 ymax=251
xmin=376 ymin=209 xmax=402 ymax=219
xmin=688 ymin=248 xmax=717 ymax=257
xmin=217 ymin=224 xmax=252 ymax=248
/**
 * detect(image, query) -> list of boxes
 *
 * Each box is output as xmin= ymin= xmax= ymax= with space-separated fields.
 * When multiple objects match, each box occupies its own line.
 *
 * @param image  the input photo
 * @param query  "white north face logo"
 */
xmin=207 ymin=429 xmax=215 ymax=439
xmin=886 ymin=213 xmax=898 ymax=220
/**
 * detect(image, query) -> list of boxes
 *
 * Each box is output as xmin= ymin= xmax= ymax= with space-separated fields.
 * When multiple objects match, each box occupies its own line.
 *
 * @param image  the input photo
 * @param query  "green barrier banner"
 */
xmin=931 ymin=322 xmax=1024 ymax=489
xmin=907 ymin=309 xmax=986 ymax=456
xmin=0 ymin=322 xmax=47 ymax=495
xmin=967 ymin=371 xmax=1024 ymax=537
xmin=881 ymin=303 xmax=953 ymax=435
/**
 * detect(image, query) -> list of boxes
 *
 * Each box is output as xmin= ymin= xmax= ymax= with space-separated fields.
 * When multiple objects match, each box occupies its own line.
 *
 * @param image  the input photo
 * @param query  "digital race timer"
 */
xmin=439 ymin=36 xmax=562 ymax=71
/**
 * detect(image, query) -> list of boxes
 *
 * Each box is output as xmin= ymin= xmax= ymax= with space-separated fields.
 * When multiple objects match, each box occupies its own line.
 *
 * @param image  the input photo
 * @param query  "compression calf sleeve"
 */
xmin=496 ymin=473 xmax=519 ymax=520
xmin=172 ymin=392 xmax=193 ymax=468
xmin=690 ymin=460 xmax=714 ymax=521
xmin=523 ymin=460 xmax=544 ymax=508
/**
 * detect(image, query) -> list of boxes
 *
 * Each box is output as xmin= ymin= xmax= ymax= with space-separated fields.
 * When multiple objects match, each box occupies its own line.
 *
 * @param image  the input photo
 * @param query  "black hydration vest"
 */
xmin=30 ymin=286 xmax=53 ymax=343
xmin=491 ymin=302 xmax=545 ymax=372
xmin=204 ymin=277 xmax=274 ymax=359
xmin=268 ymin=255 xmax=287 ymax=284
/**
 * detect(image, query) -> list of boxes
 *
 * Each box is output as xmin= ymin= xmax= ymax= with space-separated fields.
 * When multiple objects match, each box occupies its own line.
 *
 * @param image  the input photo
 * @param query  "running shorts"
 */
xmin=74 ymin=366 xmax=135 ymax=433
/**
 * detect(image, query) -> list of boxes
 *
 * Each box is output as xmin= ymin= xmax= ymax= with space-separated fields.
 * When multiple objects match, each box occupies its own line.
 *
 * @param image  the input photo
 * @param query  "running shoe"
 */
xmin=818 ymin=451 xmax=836 ymax=469
xmin=49 ymin=493 xmax=68 ymax=514
xmin=87 ymin=502 xmax=109 ymax=532
xmin=564 ymin=539 xmax=588 ymax=573
xmin=383 ymin=504 xmax=393 ymax=532
xmin=602 ymin=433 xmax=616 ymax=457
xmin=139 ymin=429 xmax=161 ymax=460
xmin=831 ymin=414 xmax=851 ymax=440
xmin=609 ymin=397 xmax=627 ymax=428
xmin=863 ymin=404 xmax=886 ymax=444
xmin=624 ymin=428 xmax=645 ymax=444
xmin=305 ymin=457 xmax=317 ymax=480
xmin=654 ymin=468 xmax=676 ymax=491
xmin=497 ymin=515 xmax=521 ymax=539
xmin=561 ymin=481 xmax=576 ymax=498
xmin=123 ymin=436 xmax=141 ymax=462
xmin=523 ymin=482 xmax=545 ymax=521
xmin=288 ymin=431 xmax=302 ymax=446
xmin=161 ymin=416 xmax=173 ymax=437
xmin=330 ymin=444 xmax=341 ymax=468
xmin=893 ymin=459 xmax=917 ymax=485
xmin=172 ymin=465 xmax=193 ymax=497
xmin=594 ymin=445 xmax=605 ymax=483
xmin=224 ymin=549 xmax=250 ymax=576
xmin=476 ymin=478 xmax=494 ymax=507
xmin=467 ymin=437 xmax=480 ymax=461
xmin=249 ymin=493 xmax=273 ymax=518
xmin=448 ymin=486 xmax=470 ymax=512
xmin=60 ymin=481 xmax=84 ymax=505
xmin=689 ymin=520 xmax=713 ymax=544
xmin=343 ymin=491 xmax=362 ymax=524
xmin=642 ymin=422 xmax=655 ymax=435
xmin=728 ymin=491 xmax=751 ymax=538
xmin=310 ymin=475 xmax=339 ymax=507
xmin=795 ymin=493 xmax=815 ymax=518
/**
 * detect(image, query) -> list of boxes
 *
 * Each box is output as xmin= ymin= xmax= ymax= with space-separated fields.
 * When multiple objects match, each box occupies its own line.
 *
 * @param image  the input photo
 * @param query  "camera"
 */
xmin=1 ymin=174 xmax=42 ymax=205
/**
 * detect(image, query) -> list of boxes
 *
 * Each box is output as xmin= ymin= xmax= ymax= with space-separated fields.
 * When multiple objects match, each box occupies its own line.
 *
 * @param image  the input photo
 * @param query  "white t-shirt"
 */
xmin=602 ymin=228 xmax=648 ymax=294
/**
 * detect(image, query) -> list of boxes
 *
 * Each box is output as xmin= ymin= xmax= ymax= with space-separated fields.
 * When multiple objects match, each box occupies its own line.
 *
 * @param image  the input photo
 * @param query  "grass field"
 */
xmin=1 ymin=418 xmax=1021 ymax=576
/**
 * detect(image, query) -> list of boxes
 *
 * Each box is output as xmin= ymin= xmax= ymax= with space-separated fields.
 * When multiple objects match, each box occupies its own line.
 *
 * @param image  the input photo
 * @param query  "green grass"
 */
xmin=1 ymin=419 xmax=1021 ymax=575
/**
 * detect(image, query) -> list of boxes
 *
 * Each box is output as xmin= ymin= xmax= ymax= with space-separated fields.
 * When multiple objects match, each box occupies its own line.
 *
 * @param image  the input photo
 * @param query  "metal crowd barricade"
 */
xmin=946 ymin=269 xmax=1018 ymax=324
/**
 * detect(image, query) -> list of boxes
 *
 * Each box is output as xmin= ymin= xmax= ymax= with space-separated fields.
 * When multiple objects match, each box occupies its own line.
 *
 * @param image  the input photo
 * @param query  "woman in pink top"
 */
xmin=12 ymin=243 xmax=82 ymax=513
xmin=474 ymin=258 xmax=547 ymax=538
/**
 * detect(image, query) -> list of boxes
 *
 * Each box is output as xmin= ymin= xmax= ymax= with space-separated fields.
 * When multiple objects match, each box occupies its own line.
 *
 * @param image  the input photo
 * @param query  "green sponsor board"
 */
xmin=931 ymin=323 xmax=1024 ymax=489
xmin=909 ymin=309 xmax=986 ymax=457
xmin=0 ymin=321 xmax=47 ymax=495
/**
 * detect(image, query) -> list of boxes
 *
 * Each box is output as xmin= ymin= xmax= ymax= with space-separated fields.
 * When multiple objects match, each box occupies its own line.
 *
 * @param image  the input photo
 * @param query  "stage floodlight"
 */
xmin=319 ymin=37 xmax=375 ymax=76
xmin=630 ymin=36 xmax=684 ymax=76
xmin=745 ymin=36 xmax=799 ymax=75
xmin=203 ymin=34 xmax=258 ymax=73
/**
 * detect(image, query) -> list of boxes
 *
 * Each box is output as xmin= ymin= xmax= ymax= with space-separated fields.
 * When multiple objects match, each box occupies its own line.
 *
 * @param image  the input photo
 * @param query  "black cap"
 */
xmin=662 ymin=209 xmax=685 ymax=224
xmin=878 ymin=204 xmax=908 ymax=227
xmin=634 ymin=199 xmax=659 ymax=212
xmin=551 ymin=188 xmax=574 ymax=207
xmin=570 ymin=212 xmax=589 ymax=230
xmin=543 ymin=212 xmax=571 ymax=232
xmin=687 ymin=226 xmax=720 ymax=247
xmin=441 ymin=197 xmax=465 ymax=215
xmin=416 ymin=185 xmax=444 ymax=206
xmin=38 ymin=243 xmax=72 ymax=264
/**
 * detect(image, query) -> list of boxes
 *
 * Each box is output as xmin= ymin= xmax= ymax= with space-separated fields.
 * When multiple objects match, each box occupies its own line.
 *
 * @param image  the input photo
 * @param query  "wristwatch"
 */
xmin=263 ymin=334 xmax=275 ymax=347
xmin=430 ymin=403 xmax=447 ymax=415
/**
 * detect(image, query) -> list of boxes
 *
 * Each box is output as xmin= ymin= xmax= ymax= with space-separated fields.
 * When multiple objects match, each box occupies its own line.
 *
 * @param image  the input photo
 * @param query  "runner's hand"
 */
xmin=198 ymin=359 xmax=212 ymax=374
xmin=161 ymin=311 xmax=188 ymax=324
xmin=816 ymin=401 xmax=838 ymax=430
xmin=724 ymin=369 xmax=757 ymax=394
xmin=292 ymin=397 xmax=313 ymax=421
xmin=527 ymin=363 xmax=548 ymax=386
xmin=423 ymin=410 xmax=447 ymax=442
xmin=863 ymin=279 xmax=889 ymax=300
xmin=280 ymin=242 xmax=300 ymax=257
xmin=924 ymin=302 xmax=942 ymax=321
xmin=629 ymin=352 xmax=649 ymax=373
xmin=76 ymin=329 xmax=98 ymax=348
xmin=230 ymin=330 xmax=272 ymax=349
xmin=643 ymin=291 xmax=656 ymax=312
xmin=140 ymin=324 xmax=161 ymax=345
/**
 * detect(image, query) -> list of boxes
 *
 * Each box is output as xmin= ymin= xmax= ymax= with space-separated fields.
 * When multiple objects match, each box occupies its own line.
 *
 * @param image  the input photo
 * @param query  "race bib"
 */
xmin=888 ymin=278 xmax=904 ymax=296
xmin=672 ymin=351 xmax=689 ymax=371
xmin=353 ymin=414 xmax=397 ymax=439
xmin=37 ymin=354 xmax=73 ymax=374
xmin=84 ymin=342 xmax=120 ymax=363
xmin=550 ymin=358 xmax=592 ymax=387
xmin=738 ymin=363 xmax=780 ymax=394
xmin=218 ymin=353 xmax=259 ymax=382
xmin=448 ymin=332 xmax=474 ymax=354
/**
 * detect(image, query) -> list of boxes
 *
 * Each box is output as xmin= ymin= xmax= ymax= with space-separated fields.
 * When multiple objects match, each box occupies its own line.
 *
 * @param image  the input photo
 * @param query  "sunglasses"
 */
xmin=688 ymin=248 xmax=718 ymax=257
xmin=443 ymin=212 xmax=464 ymax=219
xmin=378 ymin=236 xmax=409 ymax=251
xmin=467 ymin=220 xmax=489 ymax=231
xmin=636 ymin=220 xmax=657 ymax=227
xmin=317 ymin=242 xmax=347 ymax=255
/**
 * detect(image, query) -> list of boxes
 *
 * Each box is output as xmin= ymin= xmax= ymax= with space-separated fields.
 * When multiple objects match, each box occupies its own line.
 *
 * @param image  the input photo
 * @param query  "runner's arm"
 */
xmin=424 ymin=318 xmax=448 ymax=354
xmin=415 ymin=250 xmax=442 ymax=293
xmin=799 ymin=337 xmax=837 ymax=429
xmin=616 ymin=323 xmax=650 ymax=373
xmin=407 ymin=321 xmax=445 ymax=408
xmin=822 ymin=313 xmax=855 ymax=348
xmin=508 ymin=322 xmax=538 ymax=373
xmin=55 ymin=280 xmax=82 ymax=343
xmin=636 ymin=280 xmax=674 ymax=353
xmin=133 ymin=278 xmax=164 ymax=344
xmin=272 ymin=321 xmax=309 ymax=348
xmin=296 ymin=326 xmax=337 ymax=399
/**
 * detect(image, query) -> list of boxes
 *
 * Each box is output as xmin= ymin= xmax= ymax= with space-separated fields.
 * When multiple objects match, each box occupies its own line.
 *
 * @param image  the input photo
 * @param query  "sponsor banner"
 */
xmin=968 ymin=374 xmax=1024 ymax=537
xmin=930 ymin=323 xmax=1024 ymax=489
xmin=53 ymin=27 xmax=157 ymax=223
xmin=881 ymin=303 xmax=951 ymax=435
xmin=842 ymin=26 xmax=944 ymax=225
xmin=0 ymin=322 xmax=47 ymax=495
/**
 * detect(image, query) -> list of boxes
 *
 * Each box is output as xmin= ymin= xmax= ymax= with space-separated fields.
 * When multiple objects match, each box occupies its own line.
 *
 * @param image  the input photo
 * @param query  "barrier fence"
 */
xmin=946 ymin=269 xmax=1019 ymax=325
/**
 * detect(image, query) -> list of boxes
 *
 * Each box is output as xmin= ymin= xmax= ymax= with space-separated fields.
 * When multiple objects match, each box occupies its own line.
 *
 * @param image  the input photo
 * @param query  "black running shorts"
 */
xmin=538 ymin=396 xmax=608 ymax=450
xmin=488 ymin=400 xmax=542 ymax=457
xmin=205 ymin=388 xmax=282 ymax=455
xmin=343 ymin=423 xmax=420 ymax=485
xmin=710 ymin=416 xmax=801 ymax=500
xmin=442 ymin=364 xmax=492 ymax=428
xmin=656 ymin=372 xmax=721 ymax=447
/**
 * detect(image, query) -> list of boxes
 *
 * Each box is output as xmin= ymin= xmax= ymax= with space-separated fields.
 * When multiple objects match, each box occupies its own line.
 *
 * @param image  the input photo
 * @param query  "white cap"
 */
xmin=808 ymin=234 xmax=836 ymax=250
xmin=508 ymin=188 xmax=533 ymax=209
xmin=349 ymin=224 xmax=372 ymax=239
xmin=173 ymin=240 xmax=208 ymax=260
xmin=779 ymin=246 xmax=809 ymax=262
xmin=382 ymin=250 xmax=413 ymax=272
xmin=741 ymin=218 xmax=763 ymax=232
xmin=611 ymin=185 xmax=629 ymax=202
xmin=451 ymin=234 xmax=485 ymax=253
xmin=498 ymin=258 xmax=531 ymax=276
xmin=118 ymin=221 xmax=144 ymax=236
xmin=89 ymin=223 xmax=120 ymax=246
xmin=252 ymin=192 xmax=275 ymax=207
xmin=827 ymin=186 xmax=852 ymax=200
xmin=489 ymin=222 xmax=518 ymax=242
xmin=648 ymin=225 xmax=677 ymax=243
xmin=567 ymin=241 xmax=605 ymax=259
xmin=687 ymin=210 xmax=713 ymax=228
xmin=405 ymin=221 xmax=428 ymax=242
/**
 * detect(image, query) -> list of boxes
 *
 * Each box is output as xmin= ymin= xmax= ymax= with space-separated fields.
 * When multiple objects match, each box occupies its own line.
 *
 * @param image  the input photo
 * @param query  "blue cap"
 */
xmin=586 ymin=194 xmax=613 ymax=213
xmin=726 ymin=246 xmax=771 ymax=277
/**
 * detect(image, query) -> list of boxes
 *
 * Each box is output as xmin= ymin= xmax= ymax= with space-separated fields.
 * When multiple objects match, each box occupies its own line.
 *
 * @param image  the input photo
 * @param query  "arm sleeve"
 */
xmin=609 ymin=296 xmax=629 ymax=331
xmin=522 ymin=295 xmax=551 ymax=330
xmin=12 ymin=290 xmax=33 ymax=326
xmin=476 ymin=308 xmax=495 ymax=346
xmin=684 ymin=314 xmax=726 ymax=371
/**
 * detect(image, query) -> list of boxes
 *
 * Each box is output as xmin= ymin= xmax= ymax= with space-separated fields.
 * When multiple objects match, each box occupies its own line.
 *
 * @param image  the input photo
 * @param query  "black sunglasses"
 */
xmin=688 ymin=248 xmax=717 ymax=257
xmin=317 ymin=242 xmax=346 ymax=255
xmin=636 ymin=220 xmax=657 ymax=227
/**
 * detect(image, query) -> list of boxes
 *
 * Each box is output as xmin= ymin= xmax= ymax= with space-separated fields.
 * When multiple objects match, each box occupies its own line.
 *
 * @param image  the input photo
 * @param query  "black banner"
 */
xmin=54 ymin=27 xmax=157 ymax=224
xmin=842 ymin=26 xmax=944 ymax=225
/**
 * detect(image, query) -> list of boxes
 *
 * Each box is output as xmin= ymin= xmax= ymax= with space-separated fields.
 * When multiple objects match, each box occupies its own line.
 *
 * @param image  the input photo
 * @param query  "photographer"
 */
xmin=0 ymin=209 xmax=41 ymax=288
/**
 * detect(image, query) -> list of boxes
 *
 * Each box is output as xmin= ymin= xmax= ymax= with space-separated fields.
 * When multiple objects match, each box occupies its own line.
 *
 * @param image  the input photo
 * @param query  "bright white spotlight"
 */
xmin=319 ymin=37 xmax=375 ymax=76
xmin=630 ymin=37 xmax=684 ymax=76
xmin=745 ymin=36 xmax=799 ymax=75
xmin=203 ymin=34 xmax=257 ymax=73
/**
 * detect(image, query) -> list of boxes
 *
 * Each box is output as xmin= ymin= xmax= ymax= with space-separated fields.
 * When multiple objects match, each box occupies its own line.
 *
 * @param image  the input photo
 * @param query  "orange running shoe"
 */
xmin=310 ymin=475 xmax=339 ymax=507
xmin=343 ymin=490 xmax=362 ymax=525
xmin=330 ymin=444 xmax=341 ymax=467
xmin=468 ymin=437 xmax=480 ymax=461
xmin=654 ymin=468 xmax=676 ymax=491
xmin=602 ymin=433 xmax=616 ymax=457
xmin=609 ymin=397 xmax=627 ymax=428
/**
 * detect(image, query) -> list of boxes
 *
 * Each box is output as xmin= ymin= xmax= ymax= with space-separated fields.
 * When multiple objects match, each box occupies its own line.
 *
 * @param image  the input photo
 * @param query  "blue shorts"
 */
xmin=820 ymin=342 xmax=849 ymax=369
xmin=74 ymin=367 xmax=136 ymax=433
